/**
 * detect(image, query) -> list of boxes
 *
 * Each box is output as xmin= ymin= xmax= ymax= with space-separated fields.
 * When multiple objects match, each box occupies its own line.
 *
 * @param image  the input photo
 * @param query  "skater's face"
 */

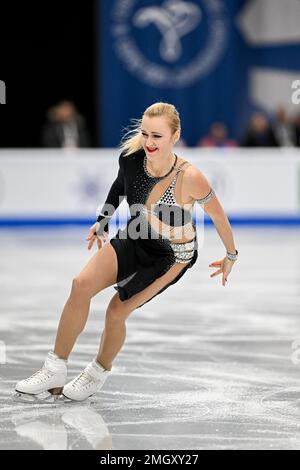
xmin=141 ymin=115 xmax=180 ymax=159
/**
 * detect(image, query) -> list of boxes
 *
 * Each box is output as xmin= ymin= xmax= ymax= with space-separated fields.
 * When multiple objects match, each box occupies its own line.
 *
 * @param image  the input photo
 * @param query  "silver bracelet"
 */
xmin=196 ymin=188 xmax=216 ymax=205
xmin=226 ymin=249 xmax=238 ymax=261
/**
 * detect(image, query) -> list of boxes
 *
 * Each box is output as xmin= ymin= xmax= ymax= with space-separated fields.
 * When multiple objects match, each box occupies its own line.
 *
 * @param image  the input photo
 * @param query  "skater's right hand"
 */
xmin=86 ymin=223 xmax=109 ymax=250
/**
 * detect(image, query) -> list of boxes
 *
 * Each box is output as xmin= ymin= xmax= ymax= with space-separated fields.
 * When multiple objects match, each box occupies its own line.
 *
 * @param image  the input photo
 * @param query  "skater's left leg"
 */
xmin=62 ymin=262 xmax=188 ymax=401
xmin=97 ymin=261 xmax=188 ymax=370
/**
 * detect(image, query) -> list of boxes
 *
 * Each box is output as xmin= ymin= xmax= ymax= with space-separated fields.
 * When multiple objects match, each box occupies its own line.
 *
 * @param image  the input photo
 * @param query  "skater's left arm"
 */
xmin=186 ymin=167 xmax=238 ymax=286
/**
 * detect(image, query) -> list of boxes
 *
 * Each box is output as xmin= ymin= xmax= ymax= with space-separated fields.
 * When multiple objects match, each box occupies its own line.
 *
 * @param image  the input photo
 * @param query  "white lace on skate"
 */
xmin=72 ymin=370 xmax=94 ymax=388
xmin=14 ymin=351 xmax=67 ymax=401
xmin=63 ymin=360 xmax=110 ymax=401
xmin=22 ymin=367 xmax=56 ymax=386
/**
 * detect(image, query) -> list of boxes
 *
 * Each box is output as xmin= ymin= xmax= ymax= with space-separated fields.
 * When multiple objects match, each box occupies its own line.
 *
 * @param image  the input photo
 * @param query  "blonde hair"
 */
xmin=119 ymin=102 xmax=181 ymax=157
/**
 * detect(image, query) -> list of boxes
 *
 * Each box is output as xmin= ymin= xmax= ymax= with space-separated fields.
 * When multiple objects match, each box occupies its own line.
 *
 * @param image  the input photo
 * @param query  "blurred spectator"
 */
xmin=272 ymin=107 xmax=295 ymax=147
xmin=198 ymin=122 xmax=237 ymax=148
xmin=294 ymin=114 xmax=300 ymax=147
xmin=240 ymin=112 xmax=279 ymax=147
xmin=41 ymin=101 xmax=91 ymax=148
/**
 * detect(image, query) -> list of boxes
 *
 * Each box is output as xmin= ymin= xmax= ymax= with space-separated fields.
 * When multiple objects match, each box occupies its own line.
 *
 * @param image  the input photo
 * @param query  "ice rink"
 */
xmin=0 ymin=225 xmax=299 ymax=450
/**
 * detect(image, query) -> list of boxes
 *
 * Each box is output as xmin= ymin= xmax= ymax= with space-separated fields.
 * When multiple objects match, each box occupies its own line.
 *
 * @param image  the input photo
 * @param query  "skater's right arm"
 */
xmin=87 ymin=152 xmax=126 ymax=250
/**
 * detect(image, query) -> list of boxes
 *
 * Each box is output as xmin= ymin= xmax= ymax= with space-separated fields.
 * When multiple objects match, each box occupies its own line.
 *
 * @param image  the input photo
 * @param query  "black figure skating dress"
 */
xmin=96 ymin=148 xmax=215 ymax=308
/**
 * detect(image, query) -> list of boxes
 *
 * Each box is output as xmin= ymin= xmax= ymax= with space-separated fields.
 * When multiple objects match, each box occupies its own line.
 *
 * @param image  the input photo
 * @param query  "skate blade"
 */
xmin=12 ymin=388 xmax=63 ymax=404
xmin=62 ymin=393 xmax=95 ymax=403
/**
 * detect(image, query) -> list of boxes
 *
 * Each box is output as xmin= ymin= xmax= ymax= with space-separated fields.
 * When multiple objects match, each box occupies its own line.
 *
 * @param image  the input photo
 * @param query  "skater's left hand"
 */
xmin=96 ymin=232 xmax=109 ymax=250
xmin=209 ymin=257 xmax=236 ymax=286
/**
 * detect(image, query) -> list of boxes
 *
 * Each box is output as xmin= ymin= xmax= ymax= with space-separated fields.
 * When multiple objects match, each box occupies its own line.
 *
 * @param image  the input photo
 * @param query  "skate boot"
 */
xmin=63 ymin=359 xmax=111 ymax=402
xmin=14 ymin=351 xmax=68 ymax=402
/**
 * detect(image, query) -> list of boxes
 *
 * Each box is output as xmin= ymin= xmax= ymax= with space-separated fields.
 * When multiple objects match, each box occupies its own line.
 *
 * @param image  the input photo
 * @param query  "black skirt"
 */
xmin=110 ymin=225 xmax=198 ymax=308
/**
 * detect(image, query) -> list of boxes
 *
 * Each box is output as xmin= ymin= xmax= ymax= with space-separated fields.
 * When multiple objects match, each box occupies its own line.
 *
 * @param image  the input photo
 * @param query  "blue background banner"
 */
xmin=98 ymin=0 xmax=300 ymax=147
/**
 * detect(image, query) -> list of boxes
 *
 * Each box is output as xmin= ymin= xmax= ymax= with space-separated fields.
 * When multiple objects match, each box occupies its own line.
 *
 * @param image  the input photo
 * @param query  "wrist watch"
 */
xmin=226 ymin=249 xmax=238 ymax=261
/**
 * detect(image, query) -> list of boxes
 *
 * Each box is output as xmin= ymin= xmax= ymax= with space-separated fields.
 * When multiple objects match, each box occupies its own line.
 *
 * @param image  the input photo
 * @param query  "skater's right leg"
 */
xmin=54 ymin=241 xmax=118 ymax=359
xmin=14 ymin=242 xmax=118 ymax=398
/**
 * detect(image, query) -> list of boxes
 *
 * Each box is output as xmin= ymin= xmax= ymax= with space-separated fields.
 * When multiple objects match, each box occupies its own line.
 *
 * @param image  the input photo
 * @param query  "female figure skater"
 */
xmin=15 ymin=102 xmax=238 ymax=402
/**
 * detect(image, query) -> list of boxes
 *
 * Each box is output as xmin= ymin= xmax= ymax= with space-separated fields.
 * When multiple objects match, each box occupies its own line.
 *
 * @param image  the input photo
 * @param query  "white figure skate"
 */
xmin=13 ymin=351 xmax=68 ymax=402
xmin=63 ymin=359 xmax=110 ymax=402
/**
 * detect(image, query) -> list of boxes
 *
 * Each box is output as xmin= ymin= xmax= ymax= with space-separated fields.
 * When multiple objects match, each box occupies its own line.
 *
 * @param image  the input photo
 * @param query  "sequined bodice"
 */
xmin=142 ymin=155 xmax=193 ymax=234
xmin=96 ymin=148 xmax=216 ymax=246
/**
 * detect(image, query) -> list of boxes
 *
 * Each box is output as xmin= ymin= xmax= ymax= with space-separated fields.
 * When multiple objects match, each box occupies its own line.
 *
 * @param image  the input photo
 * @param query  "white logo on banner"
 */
xmin=133 ymin=0 xmax=202 ymax=63
xmin=237 ymin=0 xmax=300 ymax=112
xmin=237 ymin=0 xmax=300 ymax=45
xmin=111 ymin=0 xmax=228 ymax=88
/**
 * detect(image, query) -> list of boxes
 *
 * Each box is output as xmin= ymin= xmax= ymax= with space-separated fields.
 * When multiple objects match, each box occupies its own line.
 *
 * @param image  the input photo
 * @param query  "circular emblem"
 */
xmin=111 ymin=0 xmax=228 ymax=88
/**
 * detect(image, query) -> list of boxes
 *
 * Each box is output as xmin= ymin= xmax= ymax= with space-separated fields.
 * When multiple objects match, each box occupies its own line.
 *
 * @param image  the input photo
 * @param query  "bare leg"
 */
xmin=54 ymin=292 xmax=92 ymax=359
xmin=97 ymin=323 xmax=126 ymax=371
xmin=97 ymin=261 xmax=188 ymax=370
xmin=53 ymin=242 xmax=118 ymax=359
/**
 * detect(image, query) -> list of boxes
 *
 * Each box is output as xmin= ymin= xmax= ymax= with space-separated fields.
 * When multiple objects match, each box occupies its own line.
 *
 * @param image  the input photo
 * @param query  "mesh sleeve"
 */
xmin=96 ymin=152 xmax=126 ymax=235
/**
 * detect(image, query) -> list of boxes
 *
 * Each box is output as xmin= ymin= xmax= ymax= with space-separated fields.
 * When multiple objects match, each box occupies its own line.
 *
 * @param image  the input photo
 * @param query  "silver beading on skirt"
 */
xmin=170 ymin=239 xmax=196 ymax=264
